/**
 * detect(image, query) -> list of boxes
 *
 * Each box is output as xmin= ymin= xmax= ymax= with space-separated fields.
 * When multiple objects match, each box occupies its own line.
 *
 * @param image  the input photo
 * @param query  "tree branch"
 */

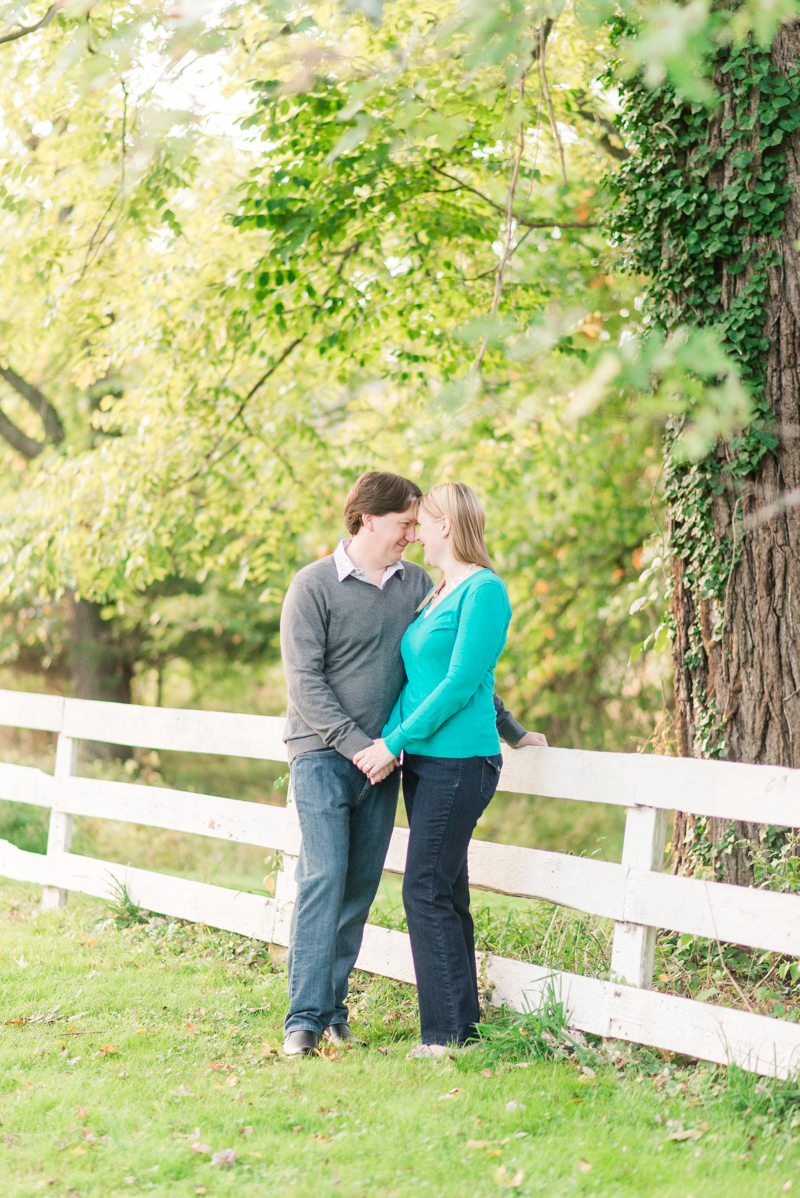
xmin=0 ymin=364 xmax=65 ymax=444
xmin=0 ymin=2 xmax=59 ymax=46
xmin=539 ymin=19 xmax=567 ymax=187
xmin=0 ymin=406 xmax=44 ymax=458
xmin=569 ymin=90 xmax=630 ymax=161
xmin=430 ymin=167 xmax=596 ymax=228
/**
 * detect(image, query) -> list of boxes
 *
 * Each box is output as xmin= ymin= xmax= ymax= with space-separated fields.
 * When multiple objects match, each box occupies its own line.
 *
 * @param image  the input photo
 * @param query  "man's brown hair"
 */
xmin=343 ymin=471 xmax=422 ymax=537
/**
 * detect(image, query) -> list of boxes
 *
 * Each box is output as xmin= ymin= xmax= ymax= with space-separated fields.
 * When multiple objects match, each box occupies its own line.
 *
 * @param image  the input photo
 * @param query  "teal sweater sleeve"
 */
xmin=384 ymin=581 xmax=509 ymax=756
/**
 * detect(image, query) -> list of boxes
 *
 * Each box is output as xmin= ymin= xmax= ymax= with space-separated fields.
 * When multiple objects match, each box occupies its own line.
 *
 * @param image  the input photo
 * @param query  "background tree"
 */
xmin=609 ymin=26 xmax=800 ymax=881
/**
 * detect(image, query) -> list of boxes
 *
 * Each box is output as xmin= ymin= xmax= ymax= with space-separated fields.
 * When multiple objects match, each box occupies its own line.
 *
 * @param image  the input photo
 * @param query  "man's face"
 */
xmin=363 ymin=505 xmax=418 ymax=563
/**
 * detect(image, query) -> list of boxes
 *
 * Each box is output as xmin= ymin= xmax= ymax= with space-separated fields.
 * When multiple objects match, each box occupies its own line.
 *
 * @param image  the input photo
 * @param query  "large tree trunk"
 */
xmin=64 ymin=591 xmax=132 ymax=759
xmin=670 ymin=27 xmax=800 ymax=882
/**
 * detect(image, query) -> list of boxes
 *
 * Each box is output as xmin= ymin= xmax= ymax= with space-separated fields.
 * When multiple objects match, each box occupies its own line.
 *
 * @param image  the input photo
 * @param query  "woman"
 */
xmin=354 ymin=482 xmax=513 ymax=1057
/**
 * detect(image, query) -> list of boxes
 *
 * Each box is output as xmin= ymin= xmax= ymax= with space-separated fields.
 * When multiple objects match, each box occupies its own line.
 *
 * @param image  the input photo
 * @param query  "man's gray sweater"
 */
xmin=280 ymin=554 xmax=526 ymax=762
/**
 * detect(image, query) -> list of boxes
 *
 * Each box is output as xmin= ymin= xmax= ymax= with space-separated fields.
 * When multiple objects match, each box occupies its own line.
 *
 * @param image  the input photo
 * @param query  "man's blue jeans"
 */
xmin=285 ymin=747 xmax=400 ymax=1035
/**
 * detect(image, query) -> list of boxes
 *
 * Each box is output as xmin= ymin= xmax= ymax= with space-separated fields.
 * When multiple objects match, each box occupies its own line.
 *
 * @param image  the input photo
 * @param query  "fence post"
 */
xmin=41 ymin=733 xmax=78 ymax=911
xmin=610 ymin=804 xmax=668 ymax=988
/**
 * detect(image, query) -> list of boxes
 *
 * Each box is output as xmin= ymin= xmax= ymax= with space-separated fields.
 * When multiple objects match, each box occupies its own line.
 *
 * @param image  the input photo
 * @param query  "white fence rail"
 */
xmin=0 ymin=689 xmax=799 ymax=1077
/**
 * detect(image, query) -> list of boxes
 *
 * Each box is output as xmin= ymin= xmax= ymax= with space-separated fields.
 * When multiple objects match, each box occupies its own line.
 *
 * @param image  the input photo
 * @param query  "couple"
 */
xmin=279 ymin=471 xmax=546 ymax=1058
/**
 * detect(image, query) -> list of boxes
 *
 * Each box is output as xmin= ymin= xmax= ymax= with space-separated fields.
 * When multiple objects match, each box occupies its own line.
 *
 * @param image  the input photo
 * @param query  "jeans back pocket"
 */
xmin=480 ymin=754 xmax=503 ymax=800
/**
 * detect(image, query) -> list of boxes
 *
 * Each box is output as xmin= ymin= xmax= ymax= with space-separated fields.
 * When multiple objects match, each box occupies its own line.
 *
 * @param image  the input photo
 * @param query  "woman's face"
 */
xmin=415 ymin=505 xmax=450 ymax=567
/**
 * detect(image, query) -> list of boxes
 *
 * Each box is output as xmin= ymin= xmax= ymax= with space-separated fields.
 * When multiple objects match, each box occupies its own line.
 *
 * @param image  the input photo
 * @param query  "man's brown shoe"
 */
xmin=323 ymin=1023 xmax=365 ymax=1047
xmin=283 ymin=1029 xmax=320 ymax=1057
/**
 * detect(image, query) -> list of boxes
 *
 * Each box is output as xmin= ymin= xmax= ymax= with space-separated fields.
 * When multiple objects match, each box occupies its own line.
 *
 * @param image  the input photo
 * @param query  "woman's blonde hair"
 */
xmin=419 ymin=482 xmax=494 ymax=572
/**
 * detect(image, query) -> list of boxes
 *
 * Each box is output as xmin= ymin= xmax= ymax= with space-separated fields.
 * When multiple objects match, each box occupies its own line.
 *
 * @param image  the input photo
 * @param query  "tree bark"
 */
xmin=671 ymin=26 xmax=800 ymax=882
xmin=64 ymin=592 xmax=132 ymax=759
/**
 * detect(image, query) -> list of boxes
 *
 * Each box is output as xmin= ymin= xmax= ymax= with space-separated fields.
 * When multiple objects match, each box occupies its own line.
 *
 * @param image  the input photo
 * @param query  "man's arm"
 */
xmin=280 ymin=578 xmax=374 ymax=760
xmin=493 ymin=692 xmax=548 ymax=747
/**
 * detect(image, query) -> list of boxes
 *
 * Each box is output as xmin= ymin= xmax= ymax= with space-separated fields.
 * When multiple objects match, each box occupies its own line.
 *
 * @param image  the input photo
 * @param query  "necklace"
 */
xmin=423 ymin=564 xmax=480 ymax=617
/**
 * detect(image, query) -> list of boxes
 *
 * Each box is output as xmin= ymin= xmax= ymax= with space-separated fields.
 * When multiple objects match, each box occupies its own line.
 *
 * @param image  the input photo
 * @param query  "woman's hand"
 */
xmin=516 ymin=730 xmax=548 ymax=748
xmin=353 ymin=739 xmax=398 ymax=782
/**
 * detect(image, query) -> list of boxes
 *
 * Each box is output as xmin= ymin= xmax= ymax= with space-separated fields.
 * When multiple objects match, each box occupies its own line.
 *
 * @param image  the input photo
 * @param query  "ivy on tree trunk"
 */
xmin=608 ymin=24 xmax=800 ymax=883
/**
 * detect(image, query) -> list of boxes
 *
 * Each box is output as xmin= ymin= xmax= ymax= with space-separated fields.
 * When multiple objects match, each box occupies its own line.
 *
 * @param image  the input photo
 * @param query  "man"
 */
xmin=279 ymin=471 xmax=545 ymax=1057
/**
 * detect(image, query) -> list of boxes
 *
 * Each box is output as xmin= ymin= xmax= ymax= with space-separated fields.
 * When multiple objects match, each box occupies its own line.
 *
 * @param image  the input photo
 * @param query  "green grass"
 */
xmin=1 ymin=882 xmax=799 ymax=1198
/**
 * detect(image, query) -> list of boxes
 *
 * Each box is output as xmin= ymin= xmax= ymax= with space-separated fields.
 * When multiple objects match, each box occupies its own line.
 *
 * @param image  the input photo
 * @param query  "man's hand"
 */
xmin=516 ymin=730 xmax=548 ymax=748
xmin=353 ymin=738 xmax=398 ymax=783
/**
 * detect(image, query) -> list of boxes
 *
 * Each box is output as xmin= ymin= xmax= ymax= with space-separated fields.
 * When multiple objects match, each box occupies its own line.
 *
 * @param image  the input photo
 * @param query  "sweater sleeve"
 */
xmin=493 ymin=692 xmax=527 ymax=746
xmin=280 ymin=577 xmax=373 ymax=760
xmin=384 ymin=581 xmax=510 ymax=756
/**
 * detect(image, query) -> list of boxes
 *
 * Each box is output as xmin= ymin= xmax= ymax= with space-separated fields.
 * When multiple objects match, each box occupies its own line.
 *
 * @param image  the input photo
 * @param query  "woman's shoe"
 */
xmin=283 ymin=1029 xmax=320 ymax=1057
xmin=323 ymin=1023 xmax=365 ymax=1047
xmin=405 ymin=1043 xmax=450 ymax=1060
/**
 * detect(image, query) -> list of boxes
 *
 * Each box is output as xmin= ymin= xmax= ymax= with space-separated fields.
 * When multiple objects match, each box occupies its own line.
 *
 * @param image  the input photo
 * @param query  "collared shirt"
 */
xmin=333 ymin=539 xmax=405 ymax=590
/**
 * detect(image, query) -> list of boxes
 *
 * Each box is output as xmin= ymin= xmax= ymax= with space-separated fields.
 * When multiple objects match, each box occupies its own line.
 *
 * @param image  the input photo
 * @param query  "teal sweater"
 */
xmin=382 ymin=570 xmax=512 ymax=759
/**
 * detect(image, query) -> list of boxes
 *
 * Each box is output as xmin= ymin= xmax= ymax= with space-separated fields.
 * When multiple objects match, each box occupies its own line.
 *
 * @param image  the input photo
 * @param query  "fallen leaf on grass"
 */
xmin=238 ymin=1125 xmax=253 ymax=1138
xmin=668 ymin=1128 xmax=704 ymax=1142
xmin=480 ymin=1069 xmax=493 ymax=1078
xmin=191 ymin=1142 xmax=212 ymax=1156
xmin=261 ymin=1045 xmax=278 ymax=1058
xmin=580 ymin=1066 xmax=596 ymax=1078
xmin=71 ymin=1146 xmax=87 ymax=1156
xmin=210 ymin=1149 xmax=236 ymax=1167
xmin=195 ymin=1189 xmax=208 ymax=1196
xmin=175 ymin=1085 xmax=195 ymax=1097
xmin=578 ymin=1159 xmax=592 ymax=1173
xmin=4 ymin=1017 xmax=25 ymax=1025
xmin=87 ymin=970 xmax=101 ymax=980
xmin=494 ymin=1165 xmax=524 ymax=1188
xmin=505 ymin=1101 xmax=525 ymax=1113
xmin=310 ymin=1134 xmax=331 ymax=1143
xmin=99 ymin=1044 xmax=115 ymax=1056
xmin=438 ymin=1088 xmax=460 ymax=1100
xmin=208 ymin=1060 xmax=235 ymax=1073
xmin=76 ymin=1107 xmax=89 ymax=1119
xmin=782 ymin=1183 xmax=793 ymax=1193
xmin=291 ymin=1125 xmax=302 ymax=1133
xmin=29 ymin=1008 xmax=63 ymax=1024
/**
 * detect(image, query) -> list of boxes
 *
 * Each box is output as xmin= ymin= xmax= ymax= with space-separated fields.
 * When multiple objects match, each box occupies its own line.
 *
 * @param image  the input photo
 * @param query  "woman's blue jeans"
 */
xmin=285 ymin=747 xmax=400 ymax=1036
xmin=402 ymin=752 xmax=503 ymax=1046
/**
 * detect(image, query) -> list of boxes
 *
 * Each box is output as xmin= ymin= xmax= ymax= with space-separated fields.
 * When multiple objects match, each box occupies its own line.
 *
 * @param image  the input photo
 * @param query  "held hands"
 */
xmin=353 ymin=738 xmax=399 ymax=784
xmin=516 ymin=730 xmax=548 ymax=748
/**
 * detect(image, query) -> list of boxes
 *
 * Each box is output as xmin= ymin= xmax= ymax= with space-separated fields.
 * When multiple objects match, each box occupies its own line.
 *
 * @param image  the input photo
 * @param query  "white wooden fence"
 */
xmin=0 ymin=688 xmax=799 ymax=1077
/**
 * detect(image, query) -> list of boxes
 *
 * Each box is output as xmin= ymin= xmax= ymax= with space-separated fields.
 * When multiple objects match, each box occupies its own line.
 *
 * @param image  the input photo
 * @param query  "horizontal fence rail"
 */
xmin=0 ymin=689 xmax=799 ymax=1077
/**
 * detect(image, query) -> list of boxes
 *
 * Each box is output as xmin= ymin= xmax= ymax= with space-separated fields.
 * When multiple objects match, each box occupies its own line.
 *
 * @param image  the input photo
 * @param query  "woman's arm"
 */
xmin=383 ymin=582 xmax=510 ymax=757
